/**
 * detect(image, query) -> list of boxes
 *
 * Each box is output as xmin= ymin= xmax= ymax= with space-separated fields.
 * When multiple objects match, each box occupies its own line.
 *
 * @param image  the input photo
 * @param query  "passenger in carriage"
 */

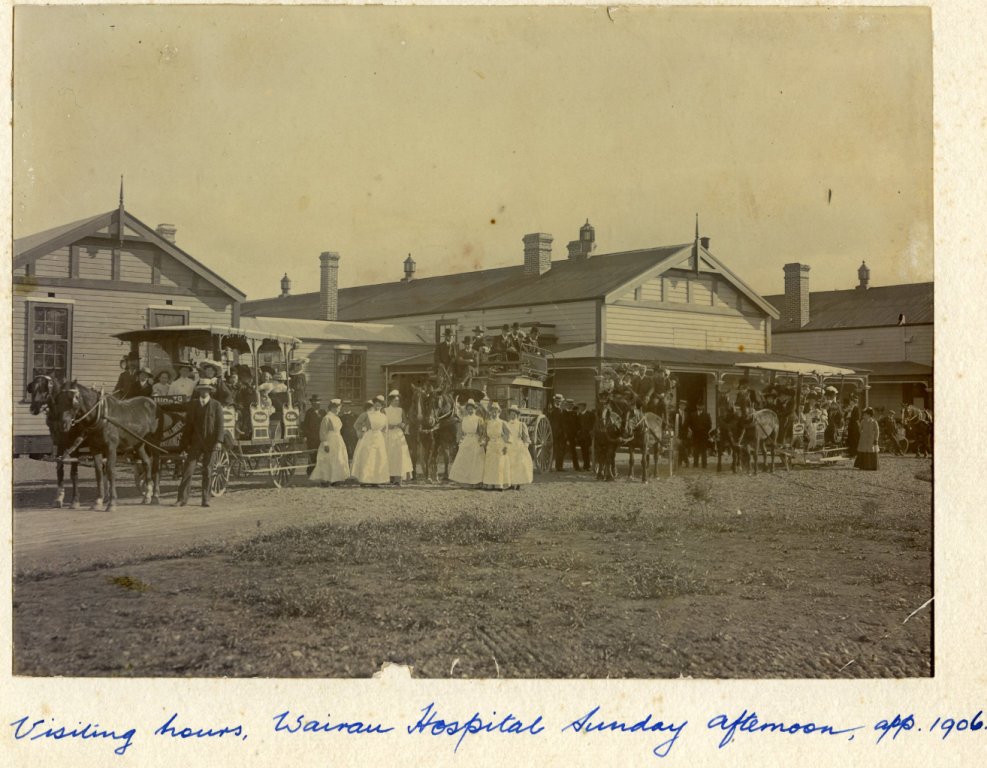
xmin=152 ymin=369 xmax=173 ymax=396
xmin=134 ymin=367 xmax=154 ymax=398
xmin=510 ymin=323 xmax=527 ymax=352
xmin=226 ymin=370 xmax=253 ymax=438
xmin=434 ymin=328 xmax=457 ymax=378
xmin=289 ymin=358 xmax=308 ymax=415
xmin=490 ymin=325 xmax=519 ymax=362
xmin=168 ymin=363 xmax=197 ymax=398
xmin=453 ymin=336 xmax=476 ymax=387
xmin=268 ymin=371 xmax=290 ymax=435
xmin=197 ymin=360 xmax=232 ymax=406
xmin=525 ymin=325 xmax=541 ymax=352
xmin=114 ymin=353 xmax=142 ymax=398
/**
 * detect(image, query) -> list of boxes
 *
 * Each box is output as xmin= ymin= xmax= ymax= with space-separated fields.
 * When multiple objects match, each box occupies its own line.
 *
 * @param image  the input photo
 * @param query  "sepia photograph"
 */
xmin=10 ymin=4 xmax=933 ymax=682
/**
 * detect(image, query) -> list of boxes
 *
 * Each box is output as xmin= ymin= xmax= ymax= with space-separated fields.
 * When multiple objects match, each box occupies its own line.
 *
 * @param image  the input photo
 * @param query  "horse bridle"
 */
xmin=68 ymin=386 xmax=105 ymax=428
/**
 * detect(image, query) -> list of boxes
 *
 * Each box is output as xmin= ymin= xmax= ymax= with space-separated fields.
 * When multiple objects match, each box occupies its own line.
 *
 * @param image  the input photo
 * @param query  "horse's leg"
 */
xmin=150 ymin=451 xmax=162 ymax=504
xmin=69 ymin=459 xmax=80 ymax=509
xmin=54 ymin=455 xmax=66 ymax=508
xmin=137 ymin=446 xmax=153 ymax=503
xmin=641 ymin=439 xmax=649 ymax=484
xmin=92 ymin=452 xmax=105 ymax=510
xmin=105 ymin=443 xmax=119 ymax=511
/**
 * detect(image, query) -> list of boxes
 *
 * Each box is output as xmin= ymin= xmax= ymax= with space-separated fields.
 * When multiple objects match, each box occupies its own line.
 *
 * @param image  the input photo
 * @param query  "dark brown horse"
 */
xmin=28 ymin=374 xmax=93 ymax=509
xmin=57 ymin=383 xmax=161 ymax=511
xmin=593 ymin=401 xmax=623 ymax=481
xmin=407 ymin=384 xmax=459 ymax=482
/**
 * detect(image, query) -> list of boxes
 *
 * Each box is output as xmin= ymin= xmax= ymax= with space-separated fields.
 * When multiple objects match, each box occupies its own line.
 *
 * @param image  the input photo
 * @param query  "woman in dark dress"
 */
xmin=854 ymin=407 xmax=880 ymax=471
xmin=845 ymin=395 xmax=861 ymax=458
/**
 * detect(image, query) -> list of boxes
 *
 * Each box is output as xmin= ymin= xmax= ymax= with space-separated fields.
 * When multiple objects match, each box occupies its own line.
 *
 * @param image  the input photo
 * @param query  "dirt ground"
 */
xmin=11 ymin=455 xmax=933 ymax=679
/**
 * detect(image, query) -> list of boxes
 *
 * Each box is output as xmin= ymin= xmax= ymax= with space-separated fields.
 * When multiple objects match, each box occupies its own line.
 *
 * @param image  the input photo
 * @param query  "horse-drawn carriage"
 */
xmin=113 ymin=325 xmax=309 ymax=496
xmin=408 ymin=345 xmax=555 ymax=479
xmin=732 ymin=361 xmax=863 ymax=471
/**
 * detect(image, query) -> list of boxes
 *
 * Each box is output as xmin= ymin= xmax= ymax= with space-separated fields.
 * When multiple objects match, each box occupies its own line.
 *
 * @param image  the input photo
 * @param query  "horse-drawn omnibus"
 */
xmin=113 ymin=324 xmax=309 ymax=495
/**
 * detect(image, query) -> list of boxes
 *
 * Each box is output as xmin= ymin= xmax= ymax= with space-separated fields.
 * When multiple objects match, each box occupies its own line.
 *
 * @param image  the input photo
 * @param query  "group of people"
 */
xmin=304 ymin=392 xmax=534 ymax=490
xmin=433 ymin=322 xmax=545 ymax=387
xmin=114 ymin=352 xmax=309 ymax=439
xmin=546 ymin=394 xmax=595 ymax=472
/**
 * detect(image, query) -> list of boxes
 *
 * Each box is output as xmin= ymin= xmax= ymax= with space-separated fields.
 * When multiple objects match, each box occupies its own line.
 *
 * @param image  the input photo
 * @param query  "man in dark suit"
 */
xmin=491 ymin=325 xmax=519 ymax=362
xmin=562 ymin=399 xmax=582 ymax=471
xmin=114 ymin=354 xmax=142 ymax=398
xmin=302 ymin=395 xmax=326 ymax=476
xmin=547 ymin=393 xmax=567 ymax=471
xmin=576 ymin=402 xmax=595 ymax=472
xmin=434 ymin=328 xmax=457 ymax=378
xmin=688 ymin=402 xmax=713 ymax=469
xmin=177 ymin=381 xmax=226 ymax=507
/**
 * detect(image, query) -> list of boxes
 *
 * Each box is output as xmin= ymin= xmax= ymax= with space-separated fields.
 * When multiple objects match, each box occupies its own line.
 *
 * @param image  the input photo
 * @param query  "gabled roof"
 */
xmin=764 ymin=282 xmax=934 ymax=332
xmin=238 ymin=315 xmax=428 ymax=345
xmin=14 ymin=209 xmax=246 ymax=302
xmin=243 ymin=242 xmax=780 ymax=322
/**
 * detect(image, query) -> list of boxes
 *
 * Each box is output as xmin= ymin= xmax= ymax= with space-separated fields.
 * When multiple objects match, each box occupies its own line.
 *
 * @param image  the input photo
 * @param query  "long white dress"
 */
xmin=449 ymin=413 xmax=486 ymax=485
xmin=384 ymin=405 xmax=414 ymax=480
xmin=482 ymin=417 xmax=513 ymax=489
xmin=351 ymin=410 xmax=390 ymax=485
xmin=310 ymin=412 xmax=351 ymax=484
xmin=506 ymin=418 xmax=534 ymax=486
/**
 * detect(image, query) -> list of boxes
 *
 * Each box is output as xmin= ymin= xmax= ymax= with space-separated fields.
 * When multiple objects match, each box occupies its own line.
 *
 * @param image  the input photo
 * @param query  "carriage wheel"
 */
xmin=530 ymin=415 xmax=553 ymax=474
xmin=209 ymin=444 xmax=231 ymax=497
xmin=269 ymin=444 xmax=294 ymax=489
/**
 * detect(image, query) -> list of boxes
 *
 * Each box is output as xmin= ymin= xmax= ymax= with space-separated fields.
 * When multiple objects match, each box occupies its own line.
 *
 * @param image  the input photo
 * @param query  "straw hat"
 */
xmin=197 ymin=359 xmax=223 ymax=376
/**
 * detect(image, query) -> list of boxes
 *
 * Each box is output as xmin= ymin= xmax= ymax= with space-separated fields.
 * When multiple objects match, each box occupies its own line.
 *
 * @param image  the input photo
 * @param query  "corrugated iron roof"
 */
xmin=764 ymin=282 xmax=934 ymax=332
xmin=239 ymin=315 xmax=427 ymax=345
xmin=14 ymin=211 xmax=110 ymax=257
xmin=242 ymin=245 xmax=692 ymax=321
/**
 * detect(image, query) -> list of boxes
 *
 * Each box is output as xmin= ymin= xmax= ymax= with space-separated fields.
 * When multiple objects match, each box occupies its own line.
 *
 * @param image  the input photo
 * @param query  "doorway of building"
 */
xmin=675 ymin=372 xmax=708 ymax=410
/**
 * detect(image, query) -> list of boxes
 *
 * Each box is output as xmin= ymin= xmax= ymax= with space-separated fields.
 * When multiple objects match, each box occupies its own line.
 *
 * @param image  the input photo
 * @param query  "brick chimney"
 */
xmin=156 ymin=223 xmax=177 ymax=244
xmin=319 ymin=251 xmax=340 ymax=321
xmin=783 ymin=263 xmax=811 ymax=328
xmin=523 ymin=232 xmax=553 ymax=276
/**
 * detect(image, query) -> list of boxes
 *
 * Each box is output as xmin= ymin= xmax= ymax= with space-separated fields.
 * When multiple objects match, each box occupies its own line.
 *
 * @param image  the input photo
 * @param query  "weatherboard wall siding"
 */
xmin=604 ymin=305 xmax=767 ymax=352
xmin=771 ymin=325 xmax=933 ymax=367
xmin=12 ymin=284 xmax=235 ymax=442
xmin=293 ymin=339 xmax=431 ymax=404
xmin=363 ymin=301 xmax=598 ymax=344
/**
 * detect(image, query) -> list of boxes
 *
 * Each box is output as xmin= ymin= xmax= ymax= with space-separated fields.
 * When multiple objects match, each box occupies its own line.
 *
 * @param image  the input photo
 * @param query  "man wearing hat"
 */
xmin=197 ymin=359 xmax=231 ymax=406
xmin=177 ymin=381 xmax=225 ymax=508
xmin=562 ymin=399 xmax=582 ymax=471
xmin=576 ymin=402 xmax=595 ymax=472
xmin=114 ymin=353 xmax=142 ymax=399
xmin=676 ymin=400 xmax=692 ymax=468
xmin=302 ymin=395 xmax=327 ymax=476
xmin=491 ymin=324 xmax=518 ymax=362
xmin=134 ymin=367 xmax=154 ymax=398
xmin=688 ymin=401 xmax=713 ymax=469
xmin=547 ymin=393 xmax=567 ymax=471
xmin=434 ymin=328 xmax=457 ymax=380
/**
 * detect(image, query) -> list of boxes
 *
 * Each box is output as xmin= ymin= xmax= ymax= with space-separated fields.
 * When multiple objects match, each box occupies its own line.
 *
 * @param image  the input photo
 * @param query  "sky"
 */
xmin=12 ymin=5 xmax=933 ymax=300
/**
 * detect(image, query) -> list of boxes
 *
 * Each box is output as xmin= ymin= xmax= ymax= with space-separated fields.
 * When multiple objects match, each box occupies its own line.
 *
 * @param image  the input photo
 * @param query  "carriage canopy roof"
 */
xmin=735 ymin=360 xmax=857 ymax=376
xmin=114 ymin=325 xmax=302 ymax=353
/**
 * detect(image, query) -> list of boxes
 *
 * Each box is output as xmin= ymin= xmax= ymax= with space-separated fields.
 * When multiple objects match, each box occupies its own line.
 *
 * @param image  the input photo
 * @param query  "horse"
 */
xmin=712 ymin=407 xmax=745 ymax=473
xmin=407 ymin=383 xmax=438 ymax=482
xmin=27 ymin=374 xmax=93 ymax=509
xmin=56 ymin=382 xmax=161 ymax=511
xmin=737 ymin=408 xmax=780 ymax=475
xmin=593 ymin=401 xmax=623 ymax=481
xmin=620 ymin=407 xmax=665 ymax=483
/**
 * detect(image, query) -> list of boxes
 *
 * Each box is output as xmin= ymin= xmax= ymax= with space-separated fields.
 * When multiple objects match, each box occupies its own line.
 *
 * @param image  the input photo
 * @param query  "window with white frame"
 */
xmin=335 ymin=350 xmax=366 ymax=402
xmin=26 ymin=301 xmax=73 ymax=391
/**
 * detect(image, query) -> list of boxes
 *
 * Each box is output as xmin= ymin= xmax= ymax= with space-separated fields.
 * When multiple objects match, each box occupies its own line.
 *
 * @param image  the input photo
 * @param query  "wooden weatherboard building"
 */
xmin=12 ymin=204 xmax=245 ymax=455
xmin=242 ymin=221 xmax=855 ymax=415
xmin=764 ymin=262 xmax=933 ymax=413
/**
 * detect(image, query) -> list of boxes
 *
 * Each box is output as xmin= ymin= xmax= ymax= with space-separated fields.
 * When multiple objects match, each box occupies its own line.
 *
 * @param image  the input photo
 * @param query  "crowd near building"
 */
xmin=13 ymin=194 xmax=933 ymax=473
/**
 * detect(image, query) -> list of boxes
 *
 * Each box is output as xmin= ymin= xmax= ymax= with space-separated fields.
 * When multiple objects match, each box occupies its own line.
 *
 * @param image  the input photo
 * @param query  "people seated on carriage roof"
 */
xmin=114 ymin=353 xmax=142 ymax=398
xmin=490 ymin=325 xmax=519 ymax=361
xmin=510 ymin=322 xmax=527 ymax=348
xmin=168 ymin=363 xmax=197 ymax=398
xmin=435 ymin=327 xmax=457 ymax=369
